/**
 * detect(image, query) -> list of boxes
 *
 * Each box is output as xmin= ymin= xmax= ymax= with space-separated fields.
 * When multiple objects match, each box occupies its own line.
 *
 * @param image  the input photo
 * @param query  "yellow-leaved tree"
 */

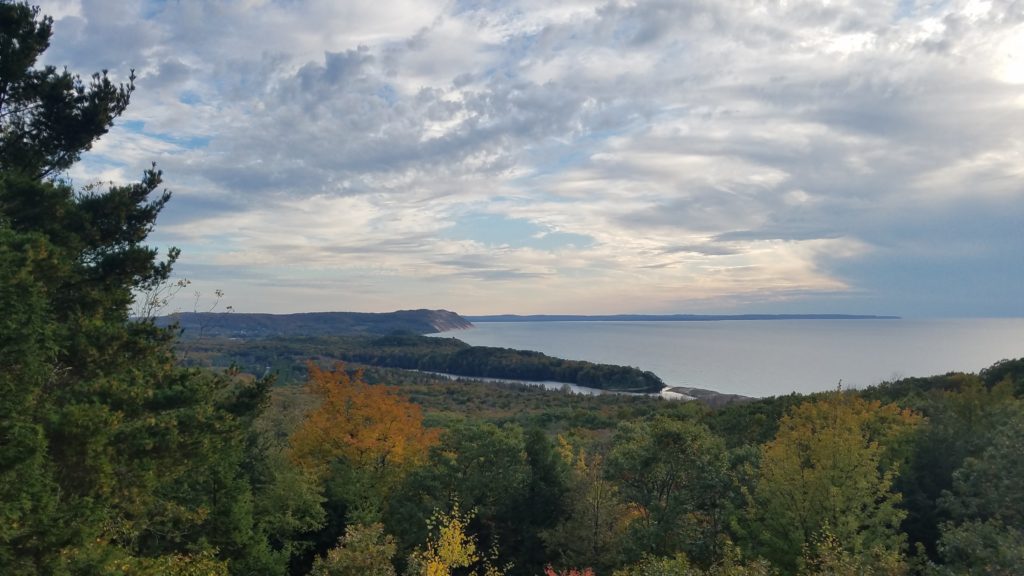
xmin=742 ymin=391 xmax=921 ymax=574
xmin=408 ymin=500 xmax=508 ymax=576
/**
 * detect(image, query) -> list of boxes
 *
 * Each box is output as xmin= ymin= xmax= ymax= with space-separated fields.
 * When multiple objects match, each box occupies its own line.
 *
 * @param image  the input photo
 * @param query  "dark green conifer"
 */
xmin=0 ymin=2 xmax=295 ymax=573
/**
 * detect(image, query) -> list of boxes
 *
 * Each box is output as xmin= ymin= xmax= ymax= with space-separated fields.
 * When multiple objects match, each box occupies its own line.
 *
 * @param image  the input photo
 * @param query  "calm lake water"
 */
xmin=434 ymin=319 xmax=1024 ymax=397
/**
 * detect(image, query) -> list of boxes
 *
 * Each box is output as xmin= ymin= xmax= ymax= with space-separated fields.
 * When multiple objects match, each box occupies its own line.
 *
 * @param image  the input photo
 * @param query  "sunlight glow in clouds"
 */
xmin=40 ymin=0 xmax=1024 ymax=316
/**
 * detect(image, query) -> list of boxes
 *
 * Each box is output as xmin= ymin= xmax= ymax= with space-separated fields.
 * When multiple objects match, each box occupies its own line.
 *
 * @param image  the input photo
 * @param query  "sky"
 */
xmin=36 ymin=0 xmax=1024 ymax=316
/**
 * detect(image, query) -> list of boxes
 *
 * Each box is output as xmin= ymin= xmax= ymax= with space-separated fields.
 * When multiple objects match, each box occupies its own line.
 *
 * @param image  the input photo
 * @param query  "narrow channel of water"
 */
xmin=419 ymin=371 xmax=693 ymax=400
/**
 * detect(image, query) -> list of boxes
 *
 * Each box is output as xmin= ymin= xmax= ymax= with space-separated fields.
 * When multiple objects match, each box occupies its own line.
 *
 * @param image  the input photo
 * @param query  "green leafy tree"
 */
xmin=896 ymin=376 xmax=1020 ymax=557
xmin=979 ymin=358 xmax=1024 ymax=395
xmin=613 ymin=544 xmax=775 ymax=576
xmin=502 ymin=427 xmax=570 ymax=575
xmin=612 ymin=553 xmax=692 ymax=576
xmin=799 ymin=530 xmax=906 ymax=576
xmin=606 ymin=417 xmax=731 ymax=566
xmin=741 ymin=392 xmax=921 ymax=574
xmin=311 ymin=523 xmax=397 ymax=576
xmin=249 ymin=449 xmax=326 ymax=570
xmin=386 ymin=422 xmax=531 ymax=573
xmin=542 ymin=437 xmax=634 ymax=574
xmin=935 ymin=520 xmax=1024 ymax=576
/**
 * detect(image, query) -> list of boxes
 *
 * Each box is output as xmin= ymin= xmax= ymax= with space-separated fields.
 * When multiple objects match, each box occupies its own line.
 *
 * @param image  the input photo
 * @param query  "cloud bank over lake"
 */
xmin=42 ymin=0 xmax=1024 ymax=316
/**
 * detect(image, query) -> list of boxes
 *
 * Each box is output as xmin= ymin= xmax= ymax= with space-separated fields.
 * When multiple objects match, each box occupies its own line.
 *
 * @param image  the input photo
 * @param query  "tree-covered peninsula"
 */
xmin=178 ymin=332 xmax=667 ymax=394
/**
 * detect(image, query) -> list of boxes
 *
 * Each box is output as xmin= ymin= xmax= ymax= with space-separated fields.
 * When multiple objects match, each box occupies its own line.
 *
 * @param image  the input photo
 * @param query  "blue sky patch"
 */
xmin=443 ymin=214 xmax=593 ymax=250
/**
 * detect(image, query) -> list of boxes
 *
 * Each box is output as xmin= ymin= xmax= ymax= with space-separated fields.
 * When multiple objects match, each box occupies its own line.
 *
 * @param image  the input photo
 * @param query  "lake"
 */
xmin=434 ymin=318 xmax=1024 ymax=397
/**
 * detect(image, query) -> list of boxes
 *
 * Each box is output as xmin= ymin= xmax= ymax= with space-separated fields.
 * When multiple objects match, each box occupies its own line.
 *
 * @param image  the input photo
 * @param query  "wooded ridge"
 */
xmin=158 ymin=309 xmax=473 ymax=338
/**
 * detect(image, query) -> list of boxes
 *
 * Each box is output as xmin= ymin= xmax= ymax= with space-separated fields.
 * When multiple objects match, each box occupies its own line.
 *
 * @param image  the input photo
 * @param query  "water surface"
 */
xmin=435 ymin=319 xmax=1024 ymax=397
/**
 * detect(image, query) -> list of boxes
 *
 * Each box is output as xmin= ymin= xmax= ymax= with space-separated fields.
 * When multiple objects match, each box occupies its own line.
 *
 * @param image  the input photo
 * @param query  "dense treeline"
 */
xmin=180 ymin=332 xmax=667 ymax=393
xmin=256 ymin=361 xmax=1024 ymax=576
xmin=3 ymin=4 xmax=1023 ymax=575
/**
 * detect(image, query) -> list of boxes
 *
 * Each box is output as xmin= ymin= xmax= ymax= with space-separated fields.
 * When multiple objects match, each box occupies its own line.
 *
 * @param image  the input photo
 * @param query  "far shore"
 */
xmin=465 ymin=313 xmax=900 ymax=322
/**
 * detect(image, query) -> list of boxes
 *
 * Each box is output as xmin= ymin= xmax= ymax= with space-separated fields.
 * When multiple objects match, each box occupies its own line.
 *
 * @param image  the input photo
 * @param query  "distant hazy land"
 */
xmin=466 ymin=313 xmax=900 ymax=322
xmin=157 ymin=311 xmax=902 ymax=339
xmin=157 ymin=308 xmax=471 ymax=338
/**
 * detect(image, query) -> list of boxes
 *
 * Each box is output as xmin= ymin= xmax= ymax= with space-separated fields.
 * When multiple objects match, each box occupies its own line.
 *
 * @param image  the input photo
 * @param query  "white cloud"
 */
xmin=33 ymin=0 xmax=1024 ymax=315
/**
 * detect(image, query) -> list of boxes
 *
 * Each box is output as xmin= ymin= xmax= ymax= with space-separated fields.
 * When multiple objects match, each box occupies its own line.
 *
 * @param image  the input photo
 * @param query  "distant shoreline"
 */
xmin=465 ymin=313 xmax=901 ymax=322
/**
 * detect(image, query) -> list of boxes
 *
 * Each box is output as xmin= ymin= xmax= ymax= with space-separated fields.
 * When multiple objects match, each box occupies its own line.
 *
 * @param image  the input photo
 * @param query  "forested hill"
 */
xmin=158 ymin=309 xmax=472 ymax=338
xmin=468 ymin=313 xmax=900 ymax=321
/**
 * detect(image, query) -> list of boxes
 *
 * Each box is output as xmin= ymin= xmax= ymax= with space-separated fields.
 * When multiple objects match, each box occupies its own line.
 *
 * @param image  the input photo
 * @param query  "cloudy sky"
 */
xmin=38 ymin=0 xmax=1024 ymax=316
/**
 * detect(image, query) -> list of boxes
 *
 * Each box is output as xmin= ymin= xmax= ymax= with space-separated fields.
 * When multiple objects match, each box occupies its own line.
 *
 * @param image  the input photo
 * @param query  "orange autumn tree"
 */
xmin=289 ymin=362 xmax=438 ymax=519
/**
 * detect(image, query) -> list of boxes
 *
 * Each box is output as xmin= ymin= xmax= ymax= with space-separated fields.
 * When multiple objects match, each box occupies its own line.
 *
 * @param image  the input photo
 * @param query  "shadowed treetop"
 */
xmin=0 ymin=1 xmax=133 ymax=180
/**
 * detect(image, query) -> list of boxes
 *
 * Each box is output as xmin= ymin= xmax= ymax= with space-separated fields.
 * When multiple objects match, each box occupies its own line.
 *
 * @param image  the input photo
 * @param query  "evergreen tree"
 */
xmin=0 ymin=2 xmax=284 ymax=573
xmin=936 ymin=405 xmax=1024 ymax=575
xmin=0 ymin=2 xmax=132 ymax=179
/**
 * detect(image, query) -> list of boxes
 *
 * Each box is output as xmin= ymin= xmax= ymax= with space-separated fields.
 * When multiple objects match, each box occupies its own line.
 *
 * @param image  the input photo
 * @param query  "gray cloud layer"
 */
xmin=40 ymin=0 xmax=1024 ymax=315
